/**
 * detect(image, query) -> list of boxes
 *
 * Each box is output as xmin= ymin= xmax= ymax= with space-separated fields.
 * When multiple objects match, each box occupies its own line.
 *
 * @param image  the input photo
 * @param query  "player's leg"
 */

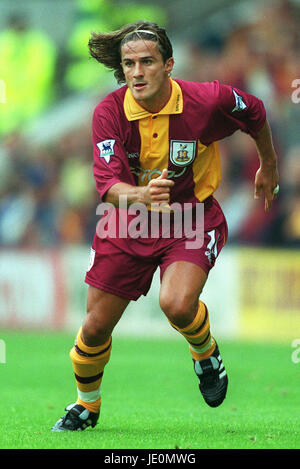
xmin=159 ymin=261 xmax=215 ymax=357
xmin=72 ymin=287 xmax=130 ymax=411
xmin=82 ymin=285 xmax=130 ymax=346
xmin=159 ymin=261 xmax=228 ymax=407
xmin=52 ymin=287 xmax=129 ymax=432
xmin=52 ymin=237 xmax=158 ymax=432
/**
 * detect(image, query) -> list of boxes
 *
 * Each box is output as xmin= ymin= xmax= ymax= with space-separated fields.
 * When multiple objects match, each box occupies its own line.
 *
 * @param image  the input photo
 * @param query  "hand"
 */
xmin=254 ymin=165 xmax=279 ymax=212
xmin=143 ymin=169 xmax=175 ymax=205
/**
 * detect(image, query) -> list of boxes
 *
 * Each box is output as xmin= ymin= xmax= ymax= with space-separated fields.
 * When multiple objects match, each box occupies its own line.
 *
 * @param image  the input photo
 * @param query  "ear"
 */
xmin=165 ymin=57 xmax=174 ymax=75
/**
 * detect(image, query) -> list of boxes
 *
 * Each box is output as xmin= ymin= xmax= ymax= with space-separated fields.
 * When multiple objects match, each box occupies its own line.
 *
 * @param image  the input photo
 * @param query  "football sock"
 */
xmin=169 ymin=301 xmax=216 ymax=361
xmin=69 ymin=327 xmax=112 ymax=413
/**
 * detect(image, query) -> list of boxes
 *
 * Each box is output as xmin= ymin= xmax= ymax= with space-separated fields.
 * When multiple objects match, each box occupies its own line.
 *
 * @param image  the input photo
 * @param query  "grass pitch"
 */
xmin=0 ymin=331 xmax=299 ymax=449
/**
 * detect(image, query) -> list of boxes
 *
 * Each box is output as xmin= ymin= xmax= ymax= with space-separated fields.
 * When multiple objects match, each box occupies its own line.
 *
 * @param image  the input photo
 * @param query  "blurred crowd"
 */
xmin=182 ymin=0 xmax=300 ymax=246
xmin=0 ymin=0 xmax=299 ymax=248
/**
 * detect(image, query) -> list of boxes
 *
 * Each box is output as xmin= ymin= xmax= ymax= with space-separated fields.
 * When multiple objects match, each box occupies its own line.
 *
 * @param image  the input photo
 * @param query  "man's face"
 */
xmin=121 ymin=39 xmax=174 ymax=111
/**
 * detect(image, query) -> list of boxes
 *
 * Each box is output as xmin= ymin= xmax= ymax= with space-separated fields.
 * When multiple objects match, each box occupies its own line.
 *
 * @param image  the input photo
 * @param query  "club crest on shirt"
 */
xmin=97 ymin=139 xmax=115 ymax=163
xmin=170 ymin=140 xmax=197 ymax=167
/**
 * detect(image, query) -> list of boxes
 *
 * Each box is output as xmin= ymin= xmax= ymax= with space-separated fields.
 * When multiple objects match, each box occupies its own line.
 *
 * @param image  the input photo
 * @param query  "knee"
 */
xmin=82 ymin=286 xmax=126 ymax=346
xmin=82 ymin=303 xmax=113 ymax=346
xmin=82 ymin=311 xmax=110 ymax=346
xmin=159 ymin=294 xmax=198 ymax=329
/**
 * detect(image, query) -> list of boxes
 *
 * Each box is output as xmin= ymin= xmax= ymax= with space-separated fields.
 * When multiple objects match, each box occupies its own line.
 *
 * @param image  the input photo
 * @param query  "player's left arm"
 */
xmin=216 ymin=82 xmax=279 ymax=211
xmin=252 ymin=119 xmax=279 ymax=212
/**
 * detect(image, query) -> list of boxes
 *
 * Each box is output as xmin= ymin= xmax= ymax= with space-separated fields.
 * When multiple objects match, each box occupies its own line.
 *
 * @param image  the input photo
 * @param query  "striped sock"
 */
xmin=69 ymin=327 xmax=112 ymax=413
xmin=170 ymin=301 xmax=216 ymax=361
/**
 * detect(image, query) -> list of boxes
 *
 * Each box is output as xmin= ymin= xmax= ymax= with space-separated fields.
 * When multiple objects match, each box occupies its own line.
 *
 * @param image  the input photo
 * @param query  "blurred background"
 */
xmin=0 ymin=0 xmax=299 ymax=341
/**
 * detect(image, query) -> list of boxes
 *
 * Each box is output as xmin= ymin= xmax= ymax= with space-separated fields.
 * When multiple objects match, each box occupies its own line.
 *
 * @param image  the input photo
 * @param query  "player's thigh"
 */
xmin=159 ymin=261 xmax=208 ymax=327
xmin=85 ymin=243 xmax=156 ymax=301
xmin=87 ymin=285 xmax=130 ymax=327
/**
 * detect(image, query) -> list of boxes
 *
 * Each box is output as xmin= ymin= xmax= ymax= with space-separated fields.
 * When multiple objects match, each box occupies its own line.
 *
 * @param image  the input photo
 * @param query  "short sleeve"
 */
xmin=92 ymin=104 xmax=135 ymax=200
xmin=217 ymin=82 xmax=266 ymax=138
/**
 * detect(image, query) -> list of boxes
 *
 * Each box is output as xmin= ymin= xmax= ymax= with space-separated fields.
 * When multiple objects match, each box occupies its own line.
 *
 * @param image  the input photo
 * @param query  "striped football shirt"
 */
xmin=92 ymin=78 xmax=266 ymax=205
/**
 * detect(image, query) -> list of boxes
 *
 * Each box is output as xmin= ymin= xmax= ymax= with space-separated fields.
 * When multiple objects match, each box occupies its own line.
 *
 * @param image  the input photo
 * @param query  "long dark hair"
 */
xmin=88 ymin=21 xmax=173 ymax=84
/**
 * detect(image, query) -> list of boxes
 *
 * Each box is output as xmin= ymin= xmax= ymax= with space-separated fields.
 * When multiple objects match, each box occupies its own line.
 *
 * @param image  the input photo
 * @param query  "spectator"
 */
xmin=0 ymin=0 xmax=299 ymax=248
xmin=64 ymin=0 xmax=166 ymax=93
xmin=0 ymin=14 xmax=57 ymax=136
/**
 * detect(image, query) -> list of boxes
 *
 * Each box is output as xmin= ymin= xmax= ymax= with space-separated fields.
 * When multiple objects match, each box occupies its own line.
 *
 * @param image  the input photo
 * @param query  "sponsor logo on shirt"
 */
xmin=130 ymin=166 xmax=187 ymax=183
xmin=232 ymin=89 xmax=247 ymax=112
xmin=170 ymin=140 xmax=197 ymax=167
xmin=97 ymin=139 xmax=115 ymax=163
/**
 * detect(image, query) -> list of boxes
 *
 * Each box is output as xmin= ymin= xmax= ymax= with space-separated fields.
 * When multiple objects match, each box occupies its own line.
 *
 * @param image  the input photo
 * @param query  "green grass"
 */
xmin=0 ymin=331 xmax=299 ymax=449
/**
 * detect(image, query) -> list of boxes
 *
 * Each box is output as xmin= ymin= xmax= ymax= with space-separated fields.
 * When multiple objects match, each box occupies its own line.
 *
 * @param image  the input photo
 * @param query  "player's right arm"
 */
xmin=92 ymin=102 xmax=173 ymax=207
xmin=105 ymin=170 xmax=174 ymax=206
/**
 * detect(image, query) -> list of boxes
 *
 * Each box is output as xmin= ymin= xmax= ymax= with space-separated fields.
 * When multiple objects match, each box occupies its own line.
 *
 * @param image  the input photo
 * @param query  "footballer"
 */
xmin=52 ymin=21 xmax=279 ymax=431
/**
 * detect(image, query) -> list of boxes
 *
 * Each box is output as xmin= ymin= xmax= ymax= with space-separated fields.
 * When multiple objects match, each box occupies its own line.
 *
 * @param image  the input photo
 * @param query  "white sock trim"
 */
xmin=77 ymin=388 xmax=101 ymax=403
xmin=189 ymin=337 xmax=212 ymax=355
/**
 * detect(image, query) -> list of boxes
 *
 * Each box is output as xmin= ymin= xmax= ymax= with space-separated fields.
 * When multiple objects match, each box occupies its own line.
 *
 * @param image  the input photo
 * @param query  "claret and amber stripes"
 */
xmin=123 ymin=78 xmax=222 ymax=203
xmin=69 ymin=327 xmax=112 ymax=413
xmin=169 ymin=301 xmax=216 ymax=361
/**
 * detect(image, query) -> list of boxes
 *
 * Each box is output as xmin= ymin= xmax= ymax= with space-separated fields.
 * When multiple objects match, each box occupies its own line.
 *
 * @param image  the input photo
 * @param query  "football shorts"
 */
xmin=85 ymin=196 xmax=228 ymax=300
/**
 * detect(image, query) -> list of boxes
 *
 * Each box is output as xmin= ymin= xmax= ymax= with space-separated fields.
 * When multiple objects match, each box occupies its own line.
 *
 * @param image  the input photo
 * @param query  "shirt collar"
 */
xmin=124 ymin=78 xmax=183 ymax=121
